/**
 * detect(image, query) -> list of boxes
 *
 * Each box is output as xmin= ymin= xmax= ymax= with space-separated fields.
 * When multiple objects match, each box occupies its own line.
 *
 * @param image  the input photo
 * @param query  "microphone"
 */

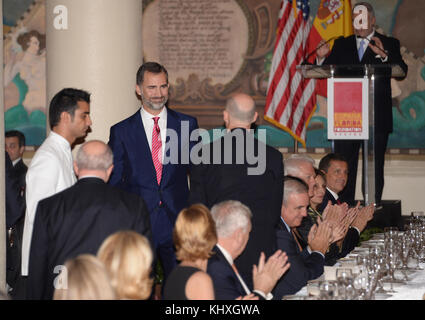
xmin=301 ymin=36 xmax=341 ymax=65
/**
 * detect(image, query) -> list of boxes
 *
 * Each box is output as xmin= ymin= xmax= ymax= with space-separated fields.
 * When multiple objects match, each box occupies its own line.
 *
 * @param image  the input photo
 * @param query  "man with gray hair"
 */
xmin=284 ymin=154 xmax=316 ymax=197
xmin=273 ymin=178 xmax=331 ymax=299
xmin=26 ymin=140 xmax=152 ymax=300
xmin=207 ymin=200 xmax=290 ymax=300
xmin=190 ymin=93 xmax=284 ymax=289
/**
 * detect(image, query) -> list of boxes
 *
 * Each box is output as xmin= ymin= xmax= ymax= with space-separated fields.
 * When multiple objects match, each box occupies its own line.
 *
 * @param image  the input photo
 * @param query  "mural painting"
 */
xmin=3 ymin=0 xmax=46 ymax=146
xmin=3 ymin=0 xmax=424 ymax=152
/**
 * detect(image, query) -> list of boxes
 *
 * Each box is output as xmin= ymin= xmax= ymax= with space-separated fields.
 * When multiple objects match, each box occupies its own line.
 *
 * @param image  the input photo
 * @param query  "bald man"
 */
xmin=27 ymin=140 xmax=152 ymax=300
xmin=189 ymin=93 xmax=284 ymax=289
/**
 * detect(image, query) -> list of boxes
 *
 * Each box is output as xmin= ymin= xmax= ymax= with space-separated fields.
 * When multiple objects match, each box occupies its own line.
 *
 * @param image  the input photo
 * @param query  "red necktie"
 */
xmin=336 ymin=199 xmax=342 ymax=205
xmin=152 ymin=117 xmax=162 ymax=185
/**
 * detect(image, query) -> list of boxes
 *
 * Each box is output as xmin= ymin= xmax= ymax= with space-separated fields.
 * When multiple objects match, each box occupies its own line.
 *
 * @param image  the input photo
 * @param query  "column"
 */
xmin=45 ymin=0 xmax=143 ymax=143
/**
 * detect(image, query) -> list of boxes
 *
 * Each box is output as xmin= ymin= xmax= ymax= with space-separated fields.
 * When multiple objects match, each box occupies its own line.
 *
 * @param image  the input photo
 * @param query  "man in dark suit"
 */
xmin=5 ymin=130 xmax=27 ymax=294
xmin=5 ymin=152 xmax=26 ymax=292
xmin=207 ymin=200 xmax=289 ymax=300
xmin=27 ymin=140 xmax=152 ymax=300
xmin=317 ymin=153 xmax=349 ymax=212
xmin=5 ymin=130 xmax=28 ymax=194
xmin=315 ymin=153 xmax=375 ymax=263
xmin=273 ymin=178 xmax=331 ymax=299
xmin=189 ymin=93 xmax=284 ymax=288
xmin=317 ymin=1 xmax=408 ymax=206
xmin=108 ymin=62 xmax=198 ymax=282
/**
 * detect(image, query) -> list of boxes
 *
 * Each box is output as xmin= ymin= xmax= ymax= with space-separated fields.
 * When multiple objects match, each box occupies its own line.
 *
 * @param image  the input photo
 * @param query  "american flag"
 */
xmin=264 ymin=0 xmax=316 ymax=148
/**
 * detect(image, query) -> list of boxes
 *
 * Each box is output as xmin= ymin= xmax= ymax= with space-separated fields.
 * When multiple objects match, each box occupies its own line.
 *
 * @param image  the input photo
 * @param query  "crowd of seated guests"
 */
xmin=4 ymin=152 xmax=376 ymax=300
xmin=3 ymin=148 xmax=376 ymax=301
xmin=3 ymin=71 xmax=376 ymax=301
xmin=36 ymin=152 xmax=375 ymax=300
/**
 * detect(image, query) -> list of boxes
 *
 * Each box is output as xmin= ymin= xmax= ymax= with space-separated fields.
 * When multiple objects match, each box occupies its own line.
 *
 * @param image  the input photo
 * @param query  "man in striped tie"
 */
xmin=108 ymin=62 xmax=199 ymax=291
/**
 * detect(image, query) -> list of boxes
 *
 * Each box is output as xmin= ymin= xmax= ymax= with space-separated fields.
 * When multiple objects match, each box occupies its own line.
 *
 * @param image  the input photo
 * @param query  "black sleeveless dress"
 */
xmin=163 ymin=265 xmax=201 ymax=300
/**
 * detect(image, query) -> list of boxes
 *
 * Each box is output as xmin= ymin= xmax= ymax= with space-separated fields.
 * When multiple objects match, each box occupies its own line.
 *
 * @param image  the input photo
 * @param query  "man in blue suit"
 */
xmin=108 ymin=62 xmax=199 ymax=282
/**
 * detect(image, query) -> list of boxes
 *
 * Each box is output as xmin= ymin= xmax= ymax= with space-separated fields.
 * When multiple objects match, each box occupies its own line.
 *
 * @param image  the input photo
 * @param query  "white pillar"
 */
xmin=45 ymin=0 xmax=143 ymax=143
xmin=0 ymin=0 xmax=7 ymax=292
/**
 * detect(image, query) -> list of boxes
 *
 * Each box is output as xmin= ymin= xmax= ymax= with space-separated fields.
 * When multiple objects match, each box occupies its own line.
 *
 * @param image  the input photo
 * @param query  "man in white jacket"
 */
xmin=17 ymin=88 xmax=92 ymax=299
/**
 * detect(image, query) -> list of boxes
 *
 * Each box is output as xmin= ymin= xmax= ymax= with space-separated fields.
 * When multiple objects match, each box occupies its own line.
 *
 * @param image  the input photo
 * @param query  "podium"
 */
xmin=298 ymin=64 xmax=406 ymax=206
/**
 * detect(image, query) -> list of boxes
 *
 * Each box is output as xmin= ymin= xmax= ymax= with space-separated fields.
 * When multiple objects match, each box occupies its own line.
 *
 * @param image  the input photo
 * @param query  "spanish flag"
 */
xmin=307 ymin=0 xmax=354 ymax=96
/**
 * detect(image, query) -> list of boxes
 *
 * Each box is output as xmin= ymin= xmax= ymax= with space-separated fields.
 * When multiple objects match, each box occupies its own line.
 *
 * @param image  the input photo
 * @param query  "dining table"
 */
xmin=291 ymin=234 xmax=425 ymax=300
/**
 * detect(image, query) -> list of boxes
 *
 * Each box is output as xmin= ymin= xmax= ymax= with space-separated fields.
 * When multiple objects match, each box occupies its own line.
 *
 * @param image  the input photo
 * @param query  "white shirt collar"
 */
xmin=78 ymin=175 xmax=103 ymax=180
xmin=216 ymin=244 xmax=234 ymax=265
xmin=326 ymin=187 xmax=339 ymax=200
xmin=49 ymin=131 xmax=71 ymax=149
xmin=356 ymin=29 xmax=375 ymax=46
xmin=280 ymin=216 xmax=291 ymax=233
xmin=12 ymin=158 xmax=22 ymax=166
xmin=140 ymin=105 xmax=167 ymax=123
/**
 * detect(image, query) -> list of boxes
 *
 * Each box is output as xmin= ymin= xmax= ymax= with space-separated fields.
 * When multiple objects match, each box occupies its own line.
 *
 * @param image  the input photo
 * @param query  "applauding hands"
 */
xmin=308 ymin=219 xmax=333 ymax=255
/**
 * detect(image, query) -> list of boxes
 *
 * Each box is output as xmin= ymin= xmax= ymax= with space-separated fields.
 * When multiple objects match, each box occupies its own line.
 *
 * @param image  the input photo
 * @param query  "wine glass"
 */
xmin=373 ymin=253 xmax=392 ymax=296
xmin=319 ymin=280 xmax=337 ymax=300
xmin=411 ymin=229 xmax=424 ymax=270
xmin=364 ymin=271 xmax=378 ymax=300
xmin=353 ymin=265 xmax=369 ymax=300
xmin=336 ymin=268 xmax=355 ymax=300
xmin=384 ymin=244 xmax=405 ymax=293
xmin=398 ymin=234 xmax=412 ymax=280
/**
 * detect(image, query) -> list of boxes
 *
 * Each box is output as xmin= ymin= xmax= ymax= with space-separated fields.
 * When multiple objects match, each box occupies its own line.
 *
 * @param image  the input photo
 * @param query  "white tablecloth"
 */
xmin=295 ymin=263 xmax=425 ymax=300
xmin=385 ymin=263 xmax=425 ymax=300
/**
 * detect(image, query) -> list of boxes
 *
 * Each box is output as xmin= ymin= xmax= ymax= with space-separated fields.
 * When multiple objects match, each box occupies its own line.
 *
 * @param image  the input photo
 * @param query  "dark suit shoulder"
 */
xmin=374 ymin=31 xmax=397 ymax=42
xmin=167 ymin=107 xmax=197 ymax=123
xmin=110 ymin=109 xmax=141 ymax=130
xmin=15 ymin=159 xmax=28 ymax=173
xmin=338 ymin=34 xmax=356 ymax=44
xmin=38 ymin=178 xmax=146 ymax=210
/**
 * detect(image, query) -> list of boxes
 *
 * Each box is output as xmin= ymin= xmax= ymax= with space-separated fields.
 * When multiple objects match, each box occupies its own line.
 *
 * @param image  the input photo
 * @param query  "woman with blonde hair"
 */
xmin=53 ymin=254 xmax=116 ymax=300
xmin=97 ymin=231 xmax=154 ymax=300
xmin=163 ymin=204 xmax=217 ymax=300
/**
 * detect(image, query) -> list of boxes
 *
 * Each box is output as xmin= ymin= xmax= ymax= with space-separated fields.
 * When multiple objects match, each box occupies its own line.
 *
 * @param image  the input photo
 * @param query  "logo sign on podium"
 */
xmin=327 ymin=78 xmax=369 ymax=140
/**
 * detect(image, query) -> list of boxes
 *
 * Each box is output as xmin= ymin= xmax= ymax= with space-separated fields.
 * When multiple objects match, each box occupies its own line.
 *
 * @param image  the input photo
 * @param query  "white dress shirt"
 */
xmin=21 ymin=131 xmax=77 ymax=276
xmin=140 ymin=106 xmax=167 ymax=160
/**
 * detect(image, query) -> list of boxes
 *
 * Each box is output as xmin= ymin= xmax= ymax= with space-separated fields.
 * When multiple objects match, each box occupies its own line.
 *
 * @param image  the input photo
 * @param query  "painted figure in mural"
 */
xmin=4 ymin=30 xmax=47 ymax=146
xmin=5 ymin=30 xmax=46 ymax=113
